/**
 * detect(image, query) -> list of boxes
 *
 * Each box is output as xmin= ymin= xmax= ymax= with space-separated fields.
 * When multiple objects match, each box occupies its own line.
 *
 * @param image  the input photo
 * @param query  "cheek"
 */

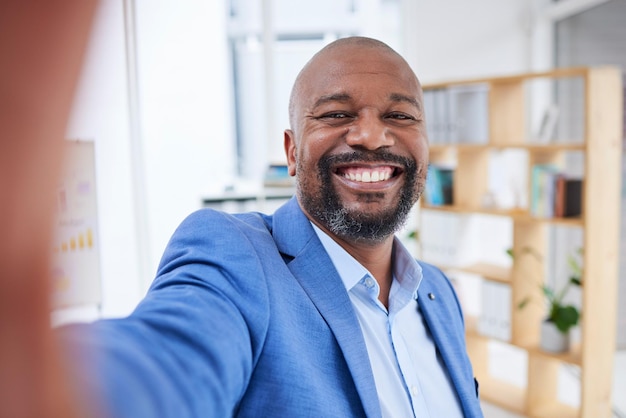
xmin=412 ymin=136 xmax=429 ymax=165
xmin=294 ymin=149 xmax=318 ymax=184
xmin=296 ymin=139 xmax=326 ymax=171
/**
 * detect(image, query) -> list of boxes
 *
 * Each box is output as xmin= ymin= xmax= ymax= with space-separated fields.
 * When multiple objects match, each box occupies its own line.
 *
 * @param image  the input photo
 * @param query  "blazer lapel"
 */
xmin=417 ymin=280 xmax=482 ymax=417
xmin=271 ymin=198 xmax=382 ymax=418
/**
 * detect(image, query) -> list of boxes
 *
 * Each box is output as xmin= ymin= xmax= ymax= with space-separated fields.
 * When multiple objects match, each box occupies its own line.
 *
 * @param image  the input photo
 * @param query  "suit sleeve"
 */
xmin=57 ymin=209 xmax=271 ymax=418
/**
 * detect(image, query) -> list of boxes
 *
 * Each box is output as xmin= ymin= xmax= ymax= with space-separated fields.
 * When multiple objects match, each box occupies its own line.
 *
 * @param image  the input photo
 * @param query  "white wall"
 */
xmin=65 ymin=0 xmax=142 ymax=318
xmin=64 ymin=0 xmax=537 ymax=319
xmin=64 ymin=0 xmax=234 ymax=319
xmin=402 ymin=0 xmax=534 ymax=84
xmin=134 ymin=0 xmax=234 ymax=284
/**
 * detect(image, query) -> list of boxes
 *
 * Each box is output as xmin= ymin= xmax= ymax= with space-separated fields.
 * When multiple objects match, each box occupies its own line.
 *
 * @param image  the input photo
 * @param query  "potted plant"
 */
xmin=510 ymin=247 xmax=582 ymax=353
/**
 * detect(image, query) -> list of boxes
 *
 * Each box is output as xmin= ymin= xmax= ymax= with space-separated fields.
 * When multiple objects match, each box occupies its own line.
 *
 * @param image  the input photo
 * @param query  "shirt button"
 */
xmin=411 ymin=385 xmax=419 ymax=397
xmin=364 ymin=277 xmax=375 ymax=288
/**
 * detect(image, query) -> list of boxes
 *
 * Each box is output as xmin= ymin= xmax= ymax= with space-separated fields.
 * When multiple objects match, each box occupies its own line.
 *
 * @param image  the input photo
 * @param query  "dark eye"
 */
xmin=320 ymin=112 xmax=350 ymax=119
xmin=387 ymin=112 xmax=416 ymax=121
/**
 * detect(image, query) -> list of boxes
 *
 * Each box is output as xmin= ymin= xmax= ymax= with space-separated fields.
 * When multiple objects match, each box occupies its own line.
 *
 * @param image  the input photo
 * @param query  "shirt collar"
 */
xmin=311 ymin=223 xmax=368 ymax=292
xmin=311 ymin=222 xmax=423 ymax=300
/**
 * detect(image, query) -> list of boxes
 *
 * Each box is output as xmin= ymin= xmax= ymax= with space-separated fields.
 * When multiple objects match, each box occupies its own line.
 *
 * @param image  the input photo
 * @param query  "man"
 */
xmin=4 ymin=26 xmax=482 ymax=415
xmin=57 ymin=36 xmax=483 ymax=417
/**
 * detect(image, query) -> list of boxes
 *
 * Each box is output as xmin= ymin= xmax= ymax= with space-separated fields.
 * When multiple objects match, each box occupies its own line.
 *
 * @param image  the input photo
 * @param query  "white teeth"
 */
xmin=344 ymin=170 xmax=391 ymax=183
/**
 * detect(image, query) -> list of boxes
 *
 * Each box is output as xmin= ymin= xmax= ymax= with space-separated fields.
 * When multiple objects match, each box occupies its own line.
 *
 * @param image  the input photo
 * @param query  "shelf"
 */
xmin=452 ymin=262 xmax=511 ymax=283
xmin=531 ymin=401 xmax=579 ymax=418
xmin=520 ymin=216 xmax=583 ymax=227
xmin=423 ymin=66 xmax=591 ymax=90
xmin=523 ymin=343 xmax=582 ymax=366
xmin=420 ymin=204 xmax=584 ymax=226
xmin=464 ymin=327 xmax=582 ymax=366
xmin=479 ymin=376 xmax=527 ymax=415
xmin=429 ymin=143 xmax=586 ymax=152
xmin=420 ymin=204 xmax=519 ymax=217
xmin=419 ymin=66 xmax=622 ymax=418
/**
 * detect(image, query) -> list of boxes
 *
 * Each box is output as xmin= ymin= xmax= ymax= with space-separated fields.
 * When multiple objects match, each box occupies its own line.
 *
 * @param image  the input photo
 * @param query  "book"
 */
xmin=447 ymin=83 xmax=490 ymax=144
xmin=530 ymin=164 xmax=559 ymax=217
xmin=563 ymin=178 xmax=583 ymax=217
xmin=477 ymin=280 xmax=511 ymax=341
xmin=424 ymin=88 xmax=451 ymax=144
xmin=554 ymin=176 xmax=582 ymax=218
xmin=554 ymin=174 xmax=566 ymax=217
xmin=425 ymin=165 xmax=454 ymax=206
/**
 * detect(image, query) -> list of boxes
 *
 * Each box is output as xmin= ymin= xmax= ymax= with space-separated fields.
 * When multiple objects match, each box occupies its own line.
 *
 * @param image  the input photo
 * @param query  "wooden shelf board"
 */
xmin=422 ymin=66 xmax=589 ymax=90
xmin=420 ymin=204 xmax=584 ymax=227
xmin=435 ymin=262 xmax=511 ymax=283
xmin=420 ymin=204 xmax=517 ymax=217
xmin=524 ymin=143 xmax=585 ymax=152
xmin=518 ymin=215 xmax=584 ymax=227
xmin=522 ymin=343 xmax=582 ymax=366
xmin=463 ymin=330 xmax=582 ymax=366
xmin=428 ymin=143 xmax=585 ymax=152
xmin=479 ymin=375 xmax=527 ymax=414
xmin=530 ymin=401 xmax=578 ymax=418
xmin=458 ymin=262 xmax=511 ymax=283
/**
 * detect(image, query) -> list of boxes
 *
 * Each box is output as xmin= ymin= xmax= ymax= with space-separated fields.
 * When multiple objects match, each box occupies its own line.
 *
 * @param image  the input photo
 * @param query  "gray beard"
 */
xmin=298 ymin=150 xmax=422 ymax=245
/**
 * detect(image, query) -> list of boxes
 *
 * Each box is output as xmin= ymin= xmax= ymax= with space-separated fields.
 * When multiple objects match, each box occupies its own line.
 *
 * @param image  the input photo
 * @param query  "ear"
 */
xmin=284 ymin=129 xmax=297 ymax=176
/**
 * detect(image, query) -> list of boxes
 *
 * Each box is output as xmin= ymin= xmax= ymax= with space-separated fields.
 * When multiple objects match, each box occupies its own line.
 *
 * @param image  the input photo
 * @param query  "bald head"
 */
xmin=288 ymin=36 xmax=418 ymax=134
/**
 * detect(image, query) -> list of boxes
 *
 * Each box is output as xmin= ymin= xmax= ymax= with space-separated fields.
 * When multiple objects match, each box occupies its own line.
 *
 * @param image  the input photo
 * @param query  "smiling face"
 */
xmin=284 ymin=38 xmax=429 ymax=246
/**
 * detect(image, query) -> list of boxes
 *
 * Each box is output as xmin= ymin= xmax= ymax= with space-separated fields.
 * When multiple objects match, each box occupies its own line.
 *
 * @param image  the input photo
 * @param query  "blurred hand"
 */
xmin=0 ymin=1 xmax=99 ymax=416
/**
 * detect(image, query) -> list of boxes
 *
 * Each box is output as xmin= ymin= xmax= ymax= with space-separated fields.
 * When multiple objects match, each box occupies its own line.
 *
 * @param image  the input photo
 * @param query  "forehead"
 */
xmin=299 ymin=46 xmax=420 ymax=106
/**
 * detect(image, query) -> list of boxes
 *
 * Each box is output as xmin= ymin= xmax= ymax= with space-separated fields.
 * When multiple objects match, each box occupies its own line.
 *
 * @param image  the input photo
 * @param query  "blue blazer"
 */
xmin=62 ymin=198 xmax=483 ymax=417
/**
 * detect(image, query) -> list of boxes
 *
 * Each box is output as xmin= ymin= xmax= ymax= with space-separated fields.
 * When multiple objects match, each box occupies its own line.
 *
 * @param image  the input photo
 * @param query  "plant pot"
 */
xmin=569 ymin=324 xmax=582 ymax=353
xmin=540 ymin=320 xmax=570 ymax=353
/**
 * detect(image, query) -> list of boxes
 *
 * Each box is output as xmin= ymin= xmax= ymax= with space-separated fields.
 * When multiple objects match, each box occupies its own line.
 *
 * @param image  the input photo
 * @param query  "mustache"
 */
xmin=319 ymin=150 xmax=417 ymax=171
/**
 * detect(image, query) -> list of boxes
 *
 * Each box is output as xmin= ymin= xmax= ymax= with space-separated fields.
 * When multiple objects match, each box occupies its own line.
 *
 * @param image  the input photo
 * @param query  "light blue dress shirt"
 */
xmin=312 ymin=224 xmax=464 ymax=418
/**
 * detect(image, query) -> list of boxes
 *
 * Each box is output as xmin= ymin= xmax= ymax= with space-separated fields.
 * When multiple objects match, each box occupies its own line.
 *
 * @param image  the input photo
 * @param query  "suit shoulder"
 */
xmin=178 ymin=208 xmax=271 ymax=232
xmin=418 ymin=261 xmax=454 ymax=289
xmin=157 ymin=208 xmax=277 ymax=272
xmin=166 ymin=208 xmax=275 ymax=246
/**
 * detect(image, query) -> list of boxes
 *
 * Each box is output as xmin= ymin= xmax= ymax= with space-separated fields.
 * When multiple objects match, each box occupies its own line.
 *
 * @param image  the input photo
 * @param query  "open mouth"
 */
xmin=334 ymin=165 xmax=402 ymax=183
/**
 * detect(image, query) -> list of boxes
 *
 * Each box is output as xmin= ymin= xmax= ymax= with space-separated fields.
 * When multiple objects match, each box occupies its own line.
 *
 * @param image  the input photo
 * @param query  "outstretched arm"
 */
xmin=0 ymin=1 xmax=100 ymax=416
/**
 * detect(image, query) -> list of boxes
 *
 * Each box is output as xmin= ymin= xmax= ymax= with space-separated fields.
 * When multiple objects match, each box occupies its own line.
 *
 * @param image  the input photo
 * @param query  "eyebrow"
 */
xmin=312 ymin=93 xmax=351 ymax=109
xmin=312 ymin=92 xmax=421 ymax=111
xmin=389 ymin=93 xmax=421 ymax=111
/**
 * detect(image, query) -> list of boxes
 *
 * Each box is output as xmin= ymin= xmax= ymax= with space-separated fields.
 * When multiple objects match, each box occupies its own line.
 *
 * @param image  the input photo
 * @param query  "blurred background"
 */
xmin=53 ymin=1 xmax=626 ymax=416
xmin=58 ymin=0 xmax=626 ymax=318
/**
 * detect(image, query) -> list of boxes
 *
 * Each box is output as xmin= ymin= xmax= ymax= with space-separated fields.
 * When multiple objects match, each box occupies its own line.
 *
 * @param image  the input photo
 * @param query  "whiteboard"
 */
xmin=51 ymin=140 xmax=101 ymax=309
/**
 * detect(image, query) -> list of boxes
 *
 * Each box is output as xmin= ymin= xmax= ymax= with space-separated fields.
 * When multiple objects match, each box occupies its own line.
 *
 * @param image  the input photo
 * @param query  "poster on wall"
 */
xmin=51 ymin=140 xmax=101 ymax=310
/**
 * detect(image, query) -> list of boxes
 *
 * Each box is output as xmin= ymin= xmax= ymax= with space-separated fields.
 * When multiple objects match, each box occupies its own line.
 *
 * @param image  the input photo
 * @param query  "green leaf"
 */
xmin=518 ymin=297 xmax=530 ymax=309
xmin=551 ymin=305 xmax=580 ymax=333
xmin=567 ymin=252 xmax=582 ymax=275
xmin=542 ymin=285 xmax=555 ymax=302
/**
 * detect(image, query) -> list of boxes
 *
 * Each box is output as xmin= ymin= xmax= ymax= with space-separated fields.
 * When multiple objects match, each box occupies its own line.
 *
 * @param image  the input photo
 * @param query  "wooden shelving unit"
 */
xmin=419 ymin=67 xmax=622 ymax=417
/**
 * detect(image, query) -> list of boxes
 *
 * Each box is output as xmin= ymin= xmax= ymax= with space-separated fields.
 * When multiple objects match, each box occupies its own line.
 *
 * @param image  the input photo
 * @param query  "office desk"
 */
xmin=202 ymin=187 xmax=295 ymax=214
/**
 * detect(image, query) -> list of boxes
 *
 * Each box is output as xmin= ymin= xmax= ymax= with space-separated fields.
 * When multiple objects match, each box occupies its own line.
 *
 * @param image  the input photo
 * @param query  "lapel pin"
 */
xmin=428 ymin=293 xmax=435 ymax=300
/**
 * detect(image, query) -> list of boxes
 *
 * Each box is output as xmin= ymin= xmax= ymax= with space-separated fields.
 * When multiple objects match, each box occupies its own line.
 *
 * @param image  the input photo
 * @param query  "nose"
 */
xmin=345 ymin=111 xmax=394 ymax=150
